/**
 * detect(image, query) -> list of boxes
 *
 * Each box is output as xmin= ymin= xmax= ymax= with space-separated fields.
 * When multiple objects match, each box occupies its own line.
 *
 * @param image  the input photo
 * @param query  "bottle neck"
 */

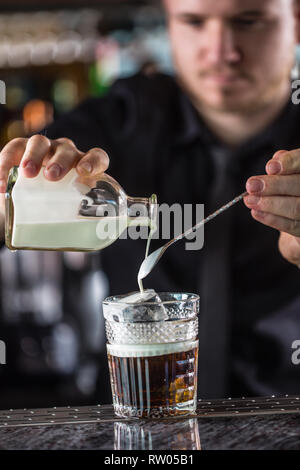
xmin=127 ymin=195 xmax=157 ymax=228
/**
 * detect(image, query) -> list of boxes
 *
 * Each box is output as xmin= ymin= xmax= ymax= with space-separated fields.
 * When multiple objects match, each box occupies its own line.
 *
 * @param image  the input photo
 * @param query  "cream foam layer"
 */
xmin=106 ymin=340 xmax=198 ymax=358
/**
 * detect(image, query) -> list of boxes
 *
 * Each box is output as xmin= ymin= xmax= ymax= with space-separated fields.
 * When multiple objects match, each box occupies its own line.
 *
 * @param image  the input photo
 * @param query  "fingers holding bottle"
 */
xmin=76 ymin=147 xmax=110 ymax=176
xmin=0 ymin=135 xmax=111 ymax=193
xmin=0 ymin=137 xmax=27 ymax=192
xmin=41 ymin=139 xmax=110 ymax=180
xmin=0 ymin=135 xmax=53 ymax=192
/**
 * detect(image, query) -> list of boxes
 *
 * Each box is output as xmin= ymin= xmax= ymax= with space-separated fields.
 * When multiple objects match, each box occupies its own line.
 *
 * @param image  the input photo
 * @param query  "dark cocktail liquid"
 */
xmin=107 ymin=341 xmax=198 ymax=418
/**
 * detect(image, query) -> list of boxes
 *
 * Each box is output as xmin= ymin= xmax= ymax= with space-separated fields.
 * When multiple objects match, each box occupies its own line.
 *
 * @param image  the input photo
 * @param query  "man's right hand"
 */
xmin=0 ymin=135 xmax=110 ymax=239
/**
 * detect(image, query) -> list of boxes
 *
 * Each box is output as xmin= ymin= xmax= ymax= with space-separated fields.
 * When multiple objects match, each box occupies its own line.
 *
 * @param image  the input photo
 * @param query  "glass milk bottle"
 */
xmin=5 ymin=166 xmax=157 ymax=252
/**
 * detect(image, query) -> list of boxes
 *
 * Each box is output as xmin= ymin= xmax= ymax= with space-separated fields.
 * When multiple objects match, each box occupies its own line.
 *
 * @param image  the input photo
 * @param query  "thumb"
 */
xmin=278 ymin=232 xmax=300 ymax=266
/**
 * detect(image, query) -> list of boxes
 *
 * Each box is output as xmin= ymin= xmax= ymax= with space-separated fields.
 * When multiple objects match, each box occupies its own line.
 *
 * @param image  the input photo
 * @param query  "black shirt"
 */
xmin=46 ymin=73 xmax=300 ymax=398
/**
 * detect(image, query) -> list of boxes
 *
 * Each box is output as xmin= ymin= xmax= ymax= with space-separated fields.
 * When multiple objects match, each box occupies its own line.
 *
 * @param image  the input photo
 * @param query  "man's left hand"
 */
xmin=244 ymin=149 xmax=300 ymax=267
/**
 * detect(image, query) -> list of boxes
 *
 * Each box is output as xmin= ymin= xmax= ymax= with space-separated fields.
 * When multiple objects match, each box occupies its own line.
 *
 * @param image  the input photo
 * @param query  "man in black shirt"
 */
xmin=1 ymin=0 xmax=300 ymax=399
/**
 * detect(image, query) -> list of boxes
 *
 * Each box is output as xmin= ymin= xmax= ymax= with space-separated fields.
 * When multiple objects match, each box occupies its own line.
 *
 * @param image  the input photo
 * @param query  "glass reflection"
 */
xmin=114 ymin=418 xmax=201 ymax=451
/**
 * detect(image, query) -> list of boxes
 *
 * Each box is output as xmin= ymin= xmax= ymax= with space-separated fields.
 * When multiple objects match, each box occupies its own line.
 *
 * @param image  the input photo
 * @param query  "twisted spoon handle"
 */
xmin=167 ymin=191 xmax=248 ymax=249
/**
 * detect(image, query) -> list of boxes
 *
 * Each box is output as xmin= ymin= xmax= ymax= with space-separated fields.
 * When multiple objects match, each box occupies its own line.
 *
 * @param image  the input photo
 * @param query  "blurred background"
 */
xmin=0 ymin=0 xmax=172 ymax=146
xmin=0 ymin=0 xmax=172 ymax=410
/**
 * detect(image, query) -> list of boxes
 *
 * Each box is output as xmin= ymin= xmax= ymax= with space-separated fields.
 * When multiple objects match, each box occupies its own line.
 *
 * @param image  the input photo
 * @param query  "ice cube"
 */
xmin=119 ymin=289 xmax=157 ymax=304
xmin=104 ymin=289 xmax=168 ymax=323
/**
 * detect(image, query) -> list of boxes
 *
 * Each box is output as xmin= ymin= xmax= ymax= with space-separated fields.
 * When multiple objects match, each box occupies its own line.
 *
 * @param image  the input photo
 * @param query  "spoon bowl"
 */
xmin=138 ymin=191 xmax=248 ymax=284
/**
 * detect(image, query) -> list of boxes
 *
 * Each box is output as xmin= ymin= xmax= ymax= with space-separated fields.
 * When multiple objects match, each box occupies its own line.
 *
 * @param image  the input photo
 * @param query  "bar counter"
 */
xmin=1 ymin=396 xmax=300 ymax=450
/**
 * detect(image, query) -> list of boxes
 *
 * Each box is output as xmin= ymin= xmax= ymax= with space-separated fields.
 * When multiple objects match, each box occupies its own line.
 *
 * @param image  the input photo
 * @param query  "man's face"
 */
xmin=164 ymin=0 xmax=299 ymax=113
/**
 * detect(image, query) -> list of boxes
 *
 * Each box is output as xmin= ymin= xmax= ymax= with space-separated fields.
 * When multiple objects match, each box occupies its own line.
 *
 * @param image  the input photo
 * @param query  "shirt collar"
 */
xmin=174 ymin=87 xmax=300 ymax=159
xmin=173 ymin=90 xmax=216 ymax=147
xmin=236 ymin=97 xmax=300 ymax=159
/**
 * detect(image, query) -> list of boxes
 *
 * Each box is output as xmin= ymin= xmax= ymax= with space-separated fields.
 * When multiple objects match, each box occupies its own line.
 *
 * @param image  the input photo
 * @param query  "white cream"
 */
xmin=107 ymin=340 xmax=199 ymax=358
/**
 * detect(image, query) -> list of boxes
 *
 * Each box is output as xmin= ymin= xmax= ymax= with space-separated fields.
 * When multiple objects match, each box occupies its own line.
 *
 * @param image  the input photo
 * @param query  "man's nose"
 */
xmin=204 ymin=21 xmax=241 ymax=65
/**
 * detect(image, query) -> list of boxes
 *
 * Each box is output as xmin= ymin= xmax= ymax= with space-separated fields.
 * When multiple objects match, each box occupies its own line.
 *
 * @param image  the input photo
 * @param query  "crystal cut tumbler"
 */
xmin=103 ymin=293 xmax=199 ymax=418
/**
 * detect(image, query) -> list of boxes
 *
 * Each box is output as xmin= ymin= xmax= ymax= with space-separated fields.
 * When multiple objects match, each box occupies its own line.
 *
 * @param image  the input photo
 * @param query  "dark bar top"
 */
xmin=1 ymin=396 xmax=300 ymax=450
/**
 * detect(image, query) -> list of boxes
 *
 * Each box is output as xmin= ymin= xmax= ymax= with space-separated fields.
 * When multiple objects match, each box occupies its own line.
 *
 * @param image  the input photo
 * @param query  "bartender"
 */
xmin=0 ymin=0 xmax=300 ymax=399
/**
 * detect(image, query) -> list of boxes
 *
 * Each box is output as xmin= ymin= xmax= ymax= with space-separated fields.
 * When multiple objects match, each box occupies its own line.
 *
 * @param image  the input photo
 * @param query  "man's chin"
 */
xmin=195 ymin=91 xmax=264 ymax=114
